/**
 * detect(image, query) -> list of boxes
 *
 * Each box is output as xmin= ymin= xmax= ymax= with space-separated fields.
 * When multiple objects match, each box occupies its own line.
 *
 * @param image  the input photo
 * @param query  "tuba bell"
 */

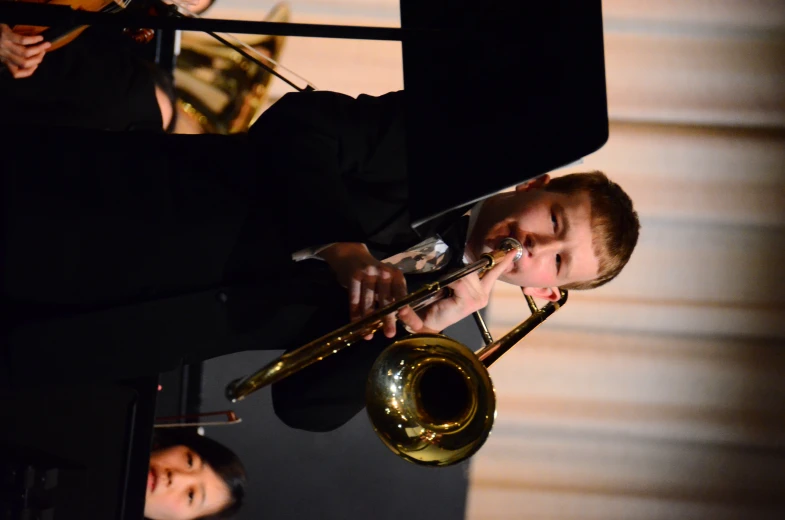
xmin=173 ymin=2 xmax=290 ymax=134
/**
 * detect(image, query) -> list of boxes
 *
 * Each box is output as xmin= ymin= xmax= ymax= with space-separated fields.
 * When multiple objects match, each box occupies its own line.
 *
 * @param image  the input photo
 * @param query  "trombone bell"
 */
xmin=365 ymin=290 xmax=568 ymax=466
xmin=365 ymin=334 xmax=496 ymax=467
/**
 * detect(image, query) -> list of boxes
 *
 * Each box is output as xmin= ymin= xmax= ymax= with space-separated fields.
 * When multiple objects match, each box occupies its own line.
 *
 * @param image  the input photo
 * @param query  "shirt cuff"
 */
xmin=291 ymin=243 xmax=337 ymax=262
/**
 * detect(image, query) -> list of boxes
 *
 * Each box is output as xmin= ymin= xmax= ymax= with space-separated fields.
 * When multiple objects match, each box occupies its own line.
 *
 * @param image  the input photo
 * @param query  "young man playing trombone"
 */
xmin=249 ymin=89 xmax=640 ymax=343
xmin=0 ymin=89 xmax=639 ymax=410
xmin=312 ymin=171 xmax=638 ymax=340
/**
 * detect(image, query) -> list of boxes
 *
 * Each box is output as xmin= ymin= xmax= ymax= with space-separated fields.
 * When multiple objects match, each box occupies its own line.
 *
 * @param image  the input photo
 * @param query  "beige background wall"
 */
xmin=203 ymin=1 xmax=785 ymax=518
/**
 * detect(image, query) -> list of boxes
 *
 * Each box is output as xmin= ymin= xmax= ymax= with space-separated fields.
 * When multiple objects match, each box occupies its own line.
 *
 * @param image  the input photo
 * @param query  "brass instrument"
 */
xmin=226 ymin=238 xmax=524 ymax=396
xmin=366 ymin=290 xmax=567 ymax=466
xmin=225 ymin=237 xmax=568 ymax=466
xmin=173 ymin=2 xmax=291 ymax=134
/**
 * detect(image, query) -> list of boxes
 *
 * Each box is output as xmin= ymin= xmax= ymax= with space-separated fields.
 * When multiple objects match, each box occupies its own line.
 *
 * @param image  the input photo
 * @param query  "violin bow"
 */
xmin=166 ymin=0 xmax=317 ymax=92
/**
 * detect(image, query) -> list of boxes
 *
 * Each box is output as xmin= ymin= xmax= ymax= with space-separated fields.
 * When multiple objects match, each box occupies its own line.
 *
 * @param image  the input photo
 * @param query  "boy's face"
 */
xmin=466 ymin=176 xmax=600 ymax=300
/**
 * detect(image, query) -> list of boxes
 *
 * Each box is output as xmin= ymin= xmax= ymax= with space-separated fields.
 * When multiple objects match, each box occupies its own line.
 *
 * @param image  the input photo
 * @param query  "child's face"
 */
xmin=145 ymin=445 xmax=230 ymax=520
xmin=467 ymin=183 xmax=600 ymax=299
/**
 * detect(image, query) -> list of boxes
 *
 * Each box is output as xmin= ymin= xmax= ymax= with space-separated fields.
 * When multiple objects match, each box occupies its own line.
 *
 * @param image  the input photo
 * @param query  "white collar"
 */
xmin=461 ymin=199 xmax=485 ymax=264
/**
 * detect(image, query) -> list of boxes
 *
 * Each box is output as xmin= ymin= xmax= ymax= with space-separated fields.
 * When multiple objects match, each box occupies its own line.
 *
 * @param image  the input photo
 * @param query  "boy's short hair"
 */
xmin=545 ymin=171 xmax=640 ymax=290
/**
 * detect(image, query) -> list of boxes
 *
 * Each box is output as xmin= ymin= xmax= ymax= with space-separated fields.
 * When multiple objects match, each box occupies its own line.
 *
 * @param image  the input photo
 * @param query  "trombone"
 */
xmin=225 ymin=238 xmax=568 ymax=466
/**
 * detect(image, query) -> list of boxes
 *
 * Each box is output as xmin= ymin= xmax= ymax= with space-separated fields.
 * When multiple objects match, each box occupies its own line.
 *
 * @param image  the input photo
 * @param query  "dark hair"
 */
xmin=149 ymin=429 xmax=247 ymax=520
xmin=544 ymin=170 xmax=640 ymax=290
xmin=142 ymin=61 xmax=179 ymax=134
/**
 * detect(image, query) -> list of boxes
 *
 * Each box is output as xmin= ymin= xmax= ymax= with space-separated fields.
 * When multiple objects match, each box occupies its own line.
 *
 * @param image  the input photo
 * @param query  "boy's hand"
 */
xmin=397 ymin=250 xmax=517 ymax=334
xmin=320 ymin=242 xmax=408 ymax=339
xmin=0 ymin=24 xmax=50 ymax=79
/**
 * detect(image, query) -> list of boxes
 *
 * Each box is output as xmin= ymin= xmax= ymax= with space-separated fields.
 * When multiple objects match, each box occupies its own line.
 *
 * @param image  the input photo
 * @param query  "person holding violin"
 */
xmin=0 ymin=0 xmax=214 ymax=132
xmin=0 ymin=23 xmax=176 ymax=132
xmin=0 ymin=22 xmax=49 ymax=78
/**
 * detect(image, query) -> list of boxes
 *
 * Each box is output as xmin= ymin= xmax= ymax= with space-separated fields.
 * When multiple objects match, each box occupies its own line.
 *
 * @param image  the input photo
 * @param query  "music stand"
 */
xmin=0 ymin=377 xmax=158 ymax=520
xmin=0 ymin=0 xmax=608 ymax=228
xmin=0 ymin=0 xmax=609 ymax=370
xmin=400 ymin=0 xmax=609 ymax=227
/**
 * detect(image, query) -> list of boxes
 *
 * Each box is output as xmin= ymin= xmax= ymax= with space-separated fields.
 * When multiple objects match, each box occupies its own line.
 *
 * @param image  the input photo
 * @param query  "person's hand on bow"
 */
xmin=320 ymin=242 xmax=409 ymax=340
xmin=167 ymin=0 xmax=214 ymax=15
xmin=0 ymin=24 xmax=50 ymax=79
xmin=397 ymin=250 xmax=517 ymax=334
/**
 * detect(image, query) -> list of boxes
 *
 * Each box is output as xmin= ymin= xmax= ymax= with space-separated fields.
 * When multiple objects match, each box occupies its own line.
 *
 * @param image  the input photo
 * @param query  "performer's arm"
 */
xmin=318 ymin=243 xmax=518 ymax=336
xmin=319 ymin=242 xmax=407 ymax=339
xmin=399 ymin=251 xmax=516 ymax=333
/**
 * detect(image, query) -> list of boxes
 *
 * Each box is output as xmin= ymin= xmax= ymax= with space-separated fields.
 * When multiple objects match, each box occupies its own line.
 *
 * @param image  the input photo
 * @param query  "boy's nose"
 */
xmin=529 ymin=235 xmax=560 ymax=256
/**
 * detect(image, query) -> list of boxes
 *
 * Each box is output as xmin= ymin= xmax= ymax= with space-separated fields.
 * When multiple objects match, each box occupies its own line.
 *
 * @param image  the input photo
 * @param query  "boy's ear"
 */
xmin=515 ymin=174 xmax=550 ymax=192
xmin=522 ymin=286 xmax=560 ymax=302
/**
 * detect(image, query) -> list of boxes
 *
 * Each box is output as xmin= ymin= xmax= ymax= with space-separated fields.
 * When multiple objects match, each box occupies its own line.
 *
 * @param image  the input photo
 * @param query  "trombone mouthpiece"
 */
xmin=499 ymin=238 xmax=524 ymax=262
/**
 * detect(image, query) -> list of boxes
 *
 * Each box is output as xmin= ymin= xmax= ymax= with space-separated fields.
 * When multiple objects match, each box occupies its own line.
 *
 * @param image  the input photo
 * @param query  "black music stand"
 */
xmin=0 ymin=377 xmax=157 ymax=520
xmin=0 ymin=0 xmax=608 ymax=229
xmin=400 ymin=0 xmax=608 ymax=227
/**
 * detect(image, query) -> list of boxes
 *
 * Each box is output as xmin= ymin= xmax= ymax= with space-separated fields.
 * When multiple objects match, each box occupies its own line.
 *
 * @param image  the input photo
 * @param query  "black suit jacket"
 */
xmin=1 ymin=90 xmax=468 ymax=391
xmin=0 ymin=28 xmax=164 ymax=132
xmin=270 ymin=213 xmax=473 ymax=433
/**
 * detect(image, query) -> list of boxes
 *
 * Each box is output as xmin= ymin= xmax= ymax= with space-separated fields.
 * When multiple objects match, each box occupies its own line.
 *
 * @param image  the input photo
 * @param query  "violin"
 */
xmin=6 ymin=0 xmax=314 ymax=90
xmin=10 ymin=0 xmax=137 ymax=52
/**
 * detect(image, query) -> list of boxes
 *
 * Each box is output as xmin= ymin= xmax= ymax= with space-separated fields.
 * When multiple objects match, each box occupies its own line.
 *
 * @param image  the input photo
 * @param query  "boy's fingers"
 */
xmin=392 ymin=272 xmax=408 ymax=301
xmin=382 ymin=314 xmax=396 ymax=338
xmin=379 ymin=275 xmax=396 ymax=338
xmin=353 ymin=276 xmax=376 ymax=340
xmin=348 ymin=277 xmax=362 ymax=321
xmin=361 ymin=275 xmax=377 ymax=318
xmin=383 ymin=273 xmax=408 ymax=338
xmin=376 ymin=270 xmax=392 ymax=309
xmin=397 ymin=306 xmax=424 ymax=332
xmin=379 ymin=276 xmax=395 ymax=337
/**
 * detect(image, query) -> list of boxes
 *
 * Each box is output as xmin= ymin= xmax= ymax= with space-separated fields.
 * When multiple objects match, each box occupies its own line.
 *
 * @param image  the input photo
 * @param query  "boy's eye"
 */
xmin=555 ymin=254 xmax=562 ymax=272
xmin=187 ymin=453 xmax=193 ymax=468
xmin=188 ymin=489 xmax=195 ymax=505
xmin=551 ymin=212 xmax=558 ymax=231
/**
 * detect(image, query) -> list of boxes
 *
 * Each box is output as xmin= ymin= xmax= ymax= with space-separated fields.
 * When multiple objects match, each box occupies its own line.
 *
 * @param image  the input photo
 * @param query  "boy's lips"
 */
xmin=503 ymin=255 xmax=519 ymax=275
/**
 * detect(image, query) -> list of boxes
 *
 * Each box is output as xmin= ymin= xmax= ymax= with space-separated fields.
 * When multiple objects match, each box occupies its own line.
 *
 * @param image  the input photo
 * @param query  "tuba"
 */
xmin=226 ymin=238 xmax=568 ymax=466
xmin=173 ymin=2 xmax=290 ymax=134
